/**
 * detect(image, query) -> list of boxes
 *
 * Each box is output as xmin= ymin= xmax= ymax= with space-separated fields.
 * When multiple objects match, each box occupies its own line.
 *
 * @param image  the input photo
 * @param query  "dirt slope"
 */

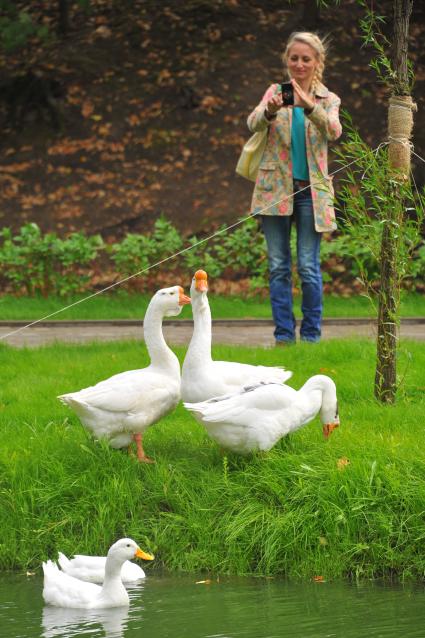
xmin=0 ymin=0 xmax=424 ymax=240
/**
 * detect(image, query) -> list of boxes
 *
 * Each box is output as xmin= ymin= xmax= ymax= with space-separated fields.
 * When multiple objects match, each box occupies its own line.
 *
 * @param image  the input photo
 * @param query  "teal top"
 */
xmin=291 ymin=107 xmax=309 ymax=180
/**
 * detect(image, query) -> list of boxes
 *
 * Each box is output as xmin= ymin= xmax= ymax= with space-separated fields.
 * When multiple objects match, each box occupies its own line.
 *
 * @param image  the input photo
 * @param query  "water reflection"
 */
xmin=40 ymin=580 xmax=145 ymax=638
xmin=41 ymin=605 xmax=129 ymax=638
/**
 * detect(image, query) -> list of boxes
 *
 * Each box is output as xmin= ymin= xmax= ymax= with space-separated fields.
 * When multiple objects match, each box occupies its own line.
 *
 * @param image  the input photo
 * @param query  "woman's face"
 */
xmin=287 ymin=42 xmax=318 ymax=86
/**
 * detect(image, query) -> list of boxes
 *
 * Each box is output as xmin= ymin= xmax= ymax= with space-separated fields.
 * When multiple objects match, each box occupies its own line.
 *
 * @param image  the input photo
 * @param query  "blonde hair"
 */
xmin=282 ymin=32 xmax=328 ymax=94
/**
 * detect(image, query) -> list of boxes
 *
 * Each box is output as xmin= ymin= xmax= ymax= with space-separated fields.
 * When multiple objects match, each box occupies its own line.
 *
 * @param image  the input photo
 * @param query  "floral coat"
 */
xmin=248 ymin=82 xmax=342 ymax=232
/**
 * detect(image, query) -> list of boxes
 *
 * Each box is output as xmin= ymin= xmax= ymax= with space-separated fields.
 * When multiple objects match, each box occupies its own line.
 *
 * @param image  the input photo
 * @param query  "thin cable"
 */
xmin=410 ymin=165 xmax=425 ymax=221
xmin=411 ymin=148 xmax=425 ymax=166
xmin=0 ymin=149 xmax=385 ymax=342
xmin=360 ymin=140 xmax=389 ymax=179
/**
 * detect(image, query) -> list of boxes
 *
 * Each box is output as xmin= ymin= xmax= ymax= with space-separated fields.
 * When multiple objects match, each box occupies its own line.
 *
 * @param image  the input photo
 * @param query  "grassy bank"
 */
xmin=1 ymin=338 xmax=425 ymax=580
xmin=0 ymin=291 xmax=424 ymax=321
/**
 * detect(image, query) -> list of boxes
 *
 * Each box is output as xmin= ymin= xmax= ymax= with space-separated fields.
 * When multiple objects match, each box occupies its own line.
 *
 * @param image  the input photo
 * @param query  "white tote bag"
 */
xmin=235 ymin=128 xmax=267 ymax=182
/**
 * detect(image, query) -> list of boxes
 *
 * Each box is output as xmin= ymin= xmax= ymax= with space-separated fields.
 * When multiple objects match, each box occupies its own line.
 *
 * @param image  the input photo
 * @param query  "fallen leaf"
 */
xmin=207 ymin=28 xmax=221 ymax=42
xmin=95 ymin=25 xmax=112 ymax=38
xmin=82 ymin=100 xmax=95 ymax=118
xmin=98 ymin=124 xmax=111 ymax=136
xmin=2 ymin=162 xmax=32 ymax=173
xmin=313 ymin=575 xmax=325 ymax=582
xmin=127 ymin=114 xmax=141 ymax=126
xmin=337 ymin=457 xmax=350 ymax=470
xmin=199 ymin=95 xmax=224 ymax=113
xmin=157 ymin=69 xmax=173 ymax=86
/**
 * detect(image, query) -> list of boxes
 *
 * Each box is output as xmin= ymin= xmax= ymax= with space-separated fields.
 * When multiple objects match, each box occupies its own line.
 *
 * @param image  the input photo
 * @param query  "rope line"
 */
xmin=388 ymin=135 xmax=414 ymax=149
xmin=1 ymin=143 xmax=424 ymax=342
xmin=411 ymin=148 xmax=425 ymax=166
xmin=410 ymin=160 xmax=425 ymax=221
xmin=360 ymin=140 xmax=389 ymax=179
xmin=388 ymin=103 xmax=416 ymax=113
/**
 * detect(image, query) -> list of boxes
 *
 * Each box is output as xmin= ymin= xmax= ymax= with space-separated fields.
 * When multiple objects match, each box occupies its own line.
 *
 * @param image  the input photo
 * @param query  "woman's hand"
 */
xmin=266 ymin=94 xmax=283 ymax=115
xmin=291 ymin=79 xmax=315 ymax=111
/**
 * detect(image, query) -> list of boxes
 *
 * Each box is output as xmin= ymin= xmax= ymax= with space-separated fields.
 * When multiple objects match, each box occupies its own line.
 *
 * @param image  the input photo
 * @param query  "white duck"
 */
xmin=184 ymin=375 xmax=340 ymax=455
xmin=58 ymin=551 xmax=145 ymax=584
xmin=58 ymin=285 xmax=191 ymax=462
xmin=42 ymin=538 xmax=154 ymax=609
xmin=181 ymin=270 xmax=292 ymax=403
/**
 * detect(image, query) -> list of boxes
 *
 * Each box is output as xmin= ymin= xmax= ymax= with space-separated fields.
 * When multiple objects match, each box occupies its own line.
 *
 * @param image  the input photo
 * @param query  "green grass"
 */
xmin=0 ymin=290 xmax=424 ymax=321
xmin=1 ymin=338 xmax=425 ymax=580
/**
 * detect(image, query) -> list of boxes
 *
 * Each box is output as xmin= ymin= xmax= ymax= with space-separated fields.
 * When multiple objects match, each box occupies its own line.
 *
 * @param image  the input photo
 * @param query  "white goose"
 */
xmin=184 ymin=375 xmax=340 ymax=455
xmin=181 ymin=270 xmax=292 ymax=403
xmin=58 ymin=285 xmax=190 ymax=462
xmin=58 ymin=551 xmax=145 ymax=584
xmin=42 ymin=538 xmax=154 ymax=609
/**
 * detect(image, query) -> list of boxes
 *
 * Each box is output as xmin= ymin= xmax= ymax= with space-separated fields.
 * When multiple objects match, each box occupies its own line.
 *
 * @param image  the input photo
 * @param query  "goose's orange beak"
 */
xmin=194 ymin=269 xmax=208 ymax=293
xmin=323 ymin=422 xmax=339 ymax=438
xmin=135 ymin=547 xmax=155 ymax=561
xmin=178 ymin=286 xmax=191 ymax=305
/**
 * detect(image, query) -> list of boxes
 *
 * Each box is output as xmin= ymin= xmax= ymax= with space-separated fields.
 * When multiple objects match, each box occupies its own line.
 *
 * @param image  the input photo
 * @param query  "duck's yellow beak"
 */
xmin=323 ymin=422 xmax=339 ymax=438
xmin=194 ymin=269 xmax=208 ymax=293
xmin=135 ymin=547 xmax=155 ymax=561
xmin=178 ymin=286 xmax=191 ymax=306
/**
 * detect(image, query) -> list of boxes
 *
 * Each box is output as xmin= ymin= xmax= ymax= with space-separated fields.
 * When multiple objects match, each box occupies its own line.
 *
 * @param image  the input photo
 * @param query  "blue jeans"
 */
xmin=261 ymin=187 xmax=322 ymax=343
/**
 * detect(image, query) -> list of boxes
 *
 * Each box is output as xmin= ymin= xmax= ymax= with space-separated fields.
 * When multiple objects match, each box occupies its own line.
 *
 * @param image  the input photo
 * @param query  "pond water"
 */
xmin=0 ymin=572 xmax=424 ymax=638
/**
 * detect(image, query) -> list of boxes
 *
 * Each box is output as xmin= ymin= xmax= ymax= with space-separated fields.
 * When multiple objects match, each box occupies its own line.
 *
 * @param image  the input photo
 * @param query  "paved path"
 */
xmin=0 ymin=318 xmax=423 ymax=348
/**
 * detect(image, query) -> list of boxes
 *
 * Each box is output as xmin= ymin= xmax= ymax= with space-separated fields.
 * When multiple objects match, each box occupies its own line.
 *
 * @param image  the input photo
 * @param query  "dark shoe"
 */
xmin=275 ymin=340 xmax=295 ymax=347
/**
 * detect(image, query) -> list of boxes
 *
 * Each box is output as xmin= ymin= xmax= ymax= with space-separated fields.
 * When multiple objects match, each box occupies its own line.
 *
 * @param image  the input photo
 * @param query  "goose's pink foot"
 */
xmin=133 ymin=433 xmax=155 ymax=463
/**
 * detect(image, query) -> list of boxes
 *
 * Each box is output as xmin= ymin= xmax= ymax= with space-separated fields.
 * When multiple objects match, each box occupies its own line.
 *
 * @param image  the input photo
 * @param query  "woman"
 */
xmin=247 ymin=32 xmax=342 ymax=344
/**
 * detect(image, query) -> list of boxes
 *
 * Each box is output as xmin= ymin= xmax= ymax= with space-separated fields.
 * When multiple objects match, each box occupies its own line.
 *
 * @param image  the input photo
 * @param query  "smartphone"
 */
xmin=281 ymin=81 xmax=294 ymax=106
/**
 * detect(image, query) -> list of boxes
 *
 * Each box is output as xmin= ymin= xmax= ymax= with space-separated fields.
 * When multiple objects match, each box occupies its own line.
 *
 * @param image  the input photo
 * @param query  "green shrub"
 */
xmin=214 ymin=217 xmax=268 ymax=287
xmin=182 ymin=233 xmax=225 ymax=280
xmin=182 ymin=217 xmax=268 ymax=291
xmin=0 ymin=214 xmax=423 ymax=298
xmin=0 ymin=223 xmax=103 ymax=297
xmin=110 ymin=215 xmax=183 ymax=290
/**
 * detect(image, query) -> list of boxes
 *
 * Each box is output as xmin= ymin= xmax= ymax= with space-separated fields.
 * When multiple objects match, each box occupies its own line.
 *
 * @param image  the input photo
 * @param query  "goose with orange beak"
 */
xmin=181 ymin=270 xmax=292 ymax=403
xmin=184 ymin=374 xmax=340 ymax=455
xmin=59 ymin=285 xmax=191 ymax=462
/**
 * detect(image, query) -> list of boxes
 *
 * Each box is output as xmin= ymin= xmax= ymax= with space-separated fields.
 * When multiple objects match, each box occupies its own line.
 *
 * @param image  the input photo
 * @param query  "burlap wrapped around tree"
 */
xmin=387 ymin=95 xmax=417 ymax=177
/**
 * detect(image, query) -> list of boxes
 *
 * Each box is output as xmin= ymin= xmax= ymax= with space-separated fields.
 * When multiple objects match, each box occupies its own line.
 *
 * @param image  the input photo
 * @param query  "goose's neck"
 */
xmin=143 ymin=303 xmax=179 ymax=371
xmin=277 ymin=378 xmax=324 ymax=433
xmin=296 ymin=376 xmax=330 ymax=421
xmin=101 ymin=555 xmax=128 ymax=599
xmin=187 ymin=295 xmax=213 ymax=364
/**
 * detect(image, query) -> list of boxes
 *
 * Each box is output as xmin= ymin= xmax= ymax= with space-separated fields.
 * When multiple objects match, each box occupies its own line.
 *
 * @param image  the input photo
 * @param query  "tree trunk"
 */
xmin=58 ymin=0 xmax=69 ymax=35
xmin=392 ymin=0 xmax=412 ymax=96
xmin=374 ymin=0 xmax=413 ymax=403
xmin=374 ymin=221 xmax=398 ymax=403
